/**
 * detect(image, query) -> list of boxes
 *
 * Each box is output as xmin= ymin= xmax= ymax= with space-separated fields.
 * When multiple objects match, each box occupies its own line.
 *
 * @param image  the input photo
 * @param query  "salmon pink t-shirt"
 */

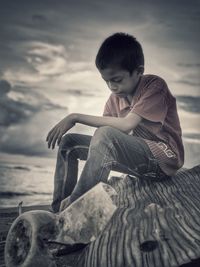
xmin=103 ymin=74 xmax=184 ymax=176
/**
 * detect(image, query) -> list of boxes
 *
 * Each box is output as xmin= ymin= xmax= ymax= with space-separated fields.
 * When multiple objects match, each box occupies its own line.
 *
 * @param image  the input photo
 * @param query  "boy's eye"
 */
xmin=112 ymin=79 xmax=122 ymax=83
xmin=102 ymin=77 xmax=123 ymax=83
xmin=109 ymin=77 xmax=123 ymax=83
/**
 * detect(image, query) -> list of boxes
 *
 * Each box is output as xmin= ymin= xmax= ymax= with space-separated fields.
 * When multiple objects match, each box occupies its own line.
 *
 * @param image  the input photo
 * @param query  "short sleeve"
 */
xmin=131 ymin=77 xmax=168 ymax=124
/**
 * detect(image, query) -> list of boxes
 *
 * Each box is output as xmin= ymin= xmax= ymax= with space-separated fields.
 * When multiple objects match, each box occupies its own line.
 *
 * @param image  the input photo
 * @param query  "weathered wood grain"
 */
xmin=69 ymin=165 xmax=200 ymax=267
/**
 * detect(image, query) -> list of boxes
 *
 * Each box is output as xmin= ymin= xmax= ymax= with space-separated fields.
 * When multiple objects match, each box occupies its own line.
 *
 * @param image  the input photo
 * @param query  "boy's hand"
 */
xmin=46 ymin=114 xmax=76 ymax=149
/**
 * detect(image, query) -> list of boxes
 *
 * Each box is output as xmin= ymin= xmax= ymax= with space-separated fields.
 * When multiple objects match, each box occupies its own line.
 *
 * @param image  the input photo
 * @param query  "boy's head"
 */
xmin=96 ymin=33 xmax=144 ymax=96
xmin=95 ymin=32 xmax=144 ymax=74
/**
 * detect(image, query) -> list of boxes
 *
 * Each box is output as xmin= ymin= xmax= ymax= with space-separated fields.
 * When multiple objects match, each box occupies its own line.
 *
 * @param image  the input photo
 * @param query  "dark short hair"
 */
xmin=95 ymin=32 xmax=144 ymax=73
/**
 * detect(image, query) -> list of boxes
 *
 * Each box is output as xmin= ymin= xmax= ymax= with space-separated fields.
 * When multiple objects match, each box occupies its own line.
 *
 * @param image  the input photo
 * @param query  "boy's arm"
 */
xmin=46 ymin=112 xmax=141 ymax=149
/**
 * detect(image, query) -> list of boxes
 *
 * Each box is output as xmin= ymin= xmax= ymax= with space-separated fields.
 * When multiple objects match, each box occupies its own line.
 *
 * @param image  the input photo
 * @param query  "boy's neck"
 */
xmin=126 ymin=75 xmax=142 ymax=104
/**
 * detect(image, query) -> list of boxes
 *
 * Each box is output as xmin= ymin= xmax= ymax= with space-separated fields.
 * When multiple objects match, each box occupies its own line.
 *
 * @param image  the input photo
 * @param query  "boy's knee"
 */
xmin=58 ymin=133 xmax=74 ymax=150
xmin=90 ymin=126 xmax=117 ymax=149
xmin=94 ymin=126 xmax=116 ymax=140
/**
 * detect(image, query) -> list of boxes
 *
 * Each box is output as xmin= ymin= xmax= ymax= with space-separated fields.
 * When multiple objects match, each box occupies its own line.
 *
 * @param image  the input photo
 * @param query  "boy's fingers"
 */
xmin=48 ymin=129 xmax=57 ymax=148
xmin=46 ymin=132 xmax=52 ymax=142
xmin=51 ymin=131 xmax=60 ymax=149
xmin=46 ymin=121 xmax=65 ymax=147
xmin=46 ymin=124 xmax=58 ymax=141
xmin=47 ymin=132 xmax=53 ymax=148
xmin=47 ymin=125 xmax=60 ymax=147
xmin=46 ymin=129 xmax=54 ymax=142
xmin=57 ymin=134 xmax=64 ymax=146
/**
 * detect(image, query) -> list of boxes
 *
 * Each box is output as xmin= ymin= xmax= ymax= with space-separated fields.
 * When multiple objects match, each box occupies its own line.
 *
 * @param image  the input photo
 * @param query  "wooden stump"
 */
xmin=64 ymin=165 xmax=200 ymax=267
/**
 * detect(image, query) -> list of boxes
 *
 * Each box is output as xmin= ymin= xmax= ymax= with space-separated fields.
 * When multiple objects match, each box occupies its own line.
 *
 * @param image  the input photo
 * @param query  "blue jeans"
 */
xmin=51 ymin=126 xmax=164 ymax=212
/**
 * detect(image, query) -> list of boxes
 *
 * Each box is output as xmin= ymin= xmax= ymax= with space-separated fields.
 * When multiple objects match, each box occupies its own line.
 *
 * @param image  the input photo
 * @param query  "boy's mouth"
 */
xmin=111 ymin=89 xmax=124 ymax=95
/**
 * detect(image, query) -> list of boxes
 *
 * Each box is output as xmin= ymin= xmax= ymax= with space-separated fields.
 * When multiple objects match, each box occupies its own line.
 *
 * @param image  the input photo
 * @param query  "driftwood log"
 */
xmin=58 ymin=165 xmax=200 ymax=267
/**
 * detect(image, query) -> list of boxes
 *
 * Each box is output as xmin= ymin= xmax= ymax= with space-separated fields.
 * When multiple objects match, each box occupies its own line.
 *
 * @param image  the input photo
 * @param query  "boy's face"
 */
xmin=99 ymin=67 xmax=142 ymax=97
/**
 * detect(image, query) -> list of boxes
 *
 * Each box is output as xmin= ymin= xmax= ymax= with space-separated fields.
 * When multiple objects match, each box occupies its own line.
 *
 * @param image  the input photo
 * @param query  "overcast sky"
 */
xmin=0 ymin=0 xmax=199 ymax=158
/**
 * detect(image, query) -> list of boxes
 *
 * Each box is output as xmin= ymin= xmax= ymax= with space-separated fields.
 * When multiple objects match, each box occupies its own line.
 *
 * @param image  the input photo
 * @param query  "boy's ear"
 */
xmin=137 ymin=65 xmax=144 ymax=75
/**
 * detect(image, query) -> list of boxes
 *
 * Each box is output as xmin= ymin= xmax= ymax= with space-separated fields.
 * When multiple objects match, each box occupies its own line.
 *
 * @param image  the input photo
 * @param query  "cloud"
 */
xmin=2 ymin=41 xmax=95 ymax=87
xmin=1 ymin=41 xmax=69 ymax=85
xmin=2 ymin=69 xmax=46 ymax=85
xmin=26 ymin=42 xmax=68 ymax=76
xmin=32 ymin=14 xmax=47 ymax=24
xmin=176 ymin=95 xmax=200 ymax=113
xmin=0 ymin=80 xmax=11 ymax=95
xmin=0 ymin=79 xmax=66 ymax=156
xmin=177 ymin=63 xmax=200 ymax=68
xmin=0 ymin=79 xmax=63 ymax=127
xmin=0 ymin=110 xmax=58 ymax=156
xmin=0 ymin=80 xmax=36 ymax=126
xmin=176 ymin=80 xmax=200 ymax=87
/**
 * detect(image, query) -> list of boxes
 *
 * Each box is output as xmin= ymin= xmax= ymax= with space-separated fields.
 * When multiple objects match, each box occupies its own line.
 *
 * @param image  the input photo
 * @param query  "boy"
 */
xmin=47 ymin=33 xmax=184 ymax=213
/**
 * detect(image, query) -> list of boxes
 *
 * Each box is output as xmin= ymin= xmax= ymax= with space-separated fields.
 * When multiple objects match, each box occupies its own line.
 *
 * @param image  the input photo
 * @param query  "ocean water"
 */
xmin=0 ymin=157 xmax=55 ymax=208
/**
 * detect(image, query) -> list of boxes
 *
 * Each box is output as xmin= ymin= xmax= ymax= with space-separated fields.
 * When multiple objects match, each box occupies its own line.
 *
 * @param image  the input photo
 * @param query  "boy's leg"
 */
xmin=51 ymin=133 xmax=91 ymax=212
xmin=70 ymin=126 xmax=161 ymax=202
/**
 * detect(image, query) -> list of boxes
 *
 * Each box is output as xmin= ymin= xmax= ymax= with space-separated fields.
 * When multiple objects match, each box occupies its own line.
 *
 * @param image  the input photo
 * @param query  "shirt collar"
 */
xmin=119 ymin=97 xmax=131 ymax=111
